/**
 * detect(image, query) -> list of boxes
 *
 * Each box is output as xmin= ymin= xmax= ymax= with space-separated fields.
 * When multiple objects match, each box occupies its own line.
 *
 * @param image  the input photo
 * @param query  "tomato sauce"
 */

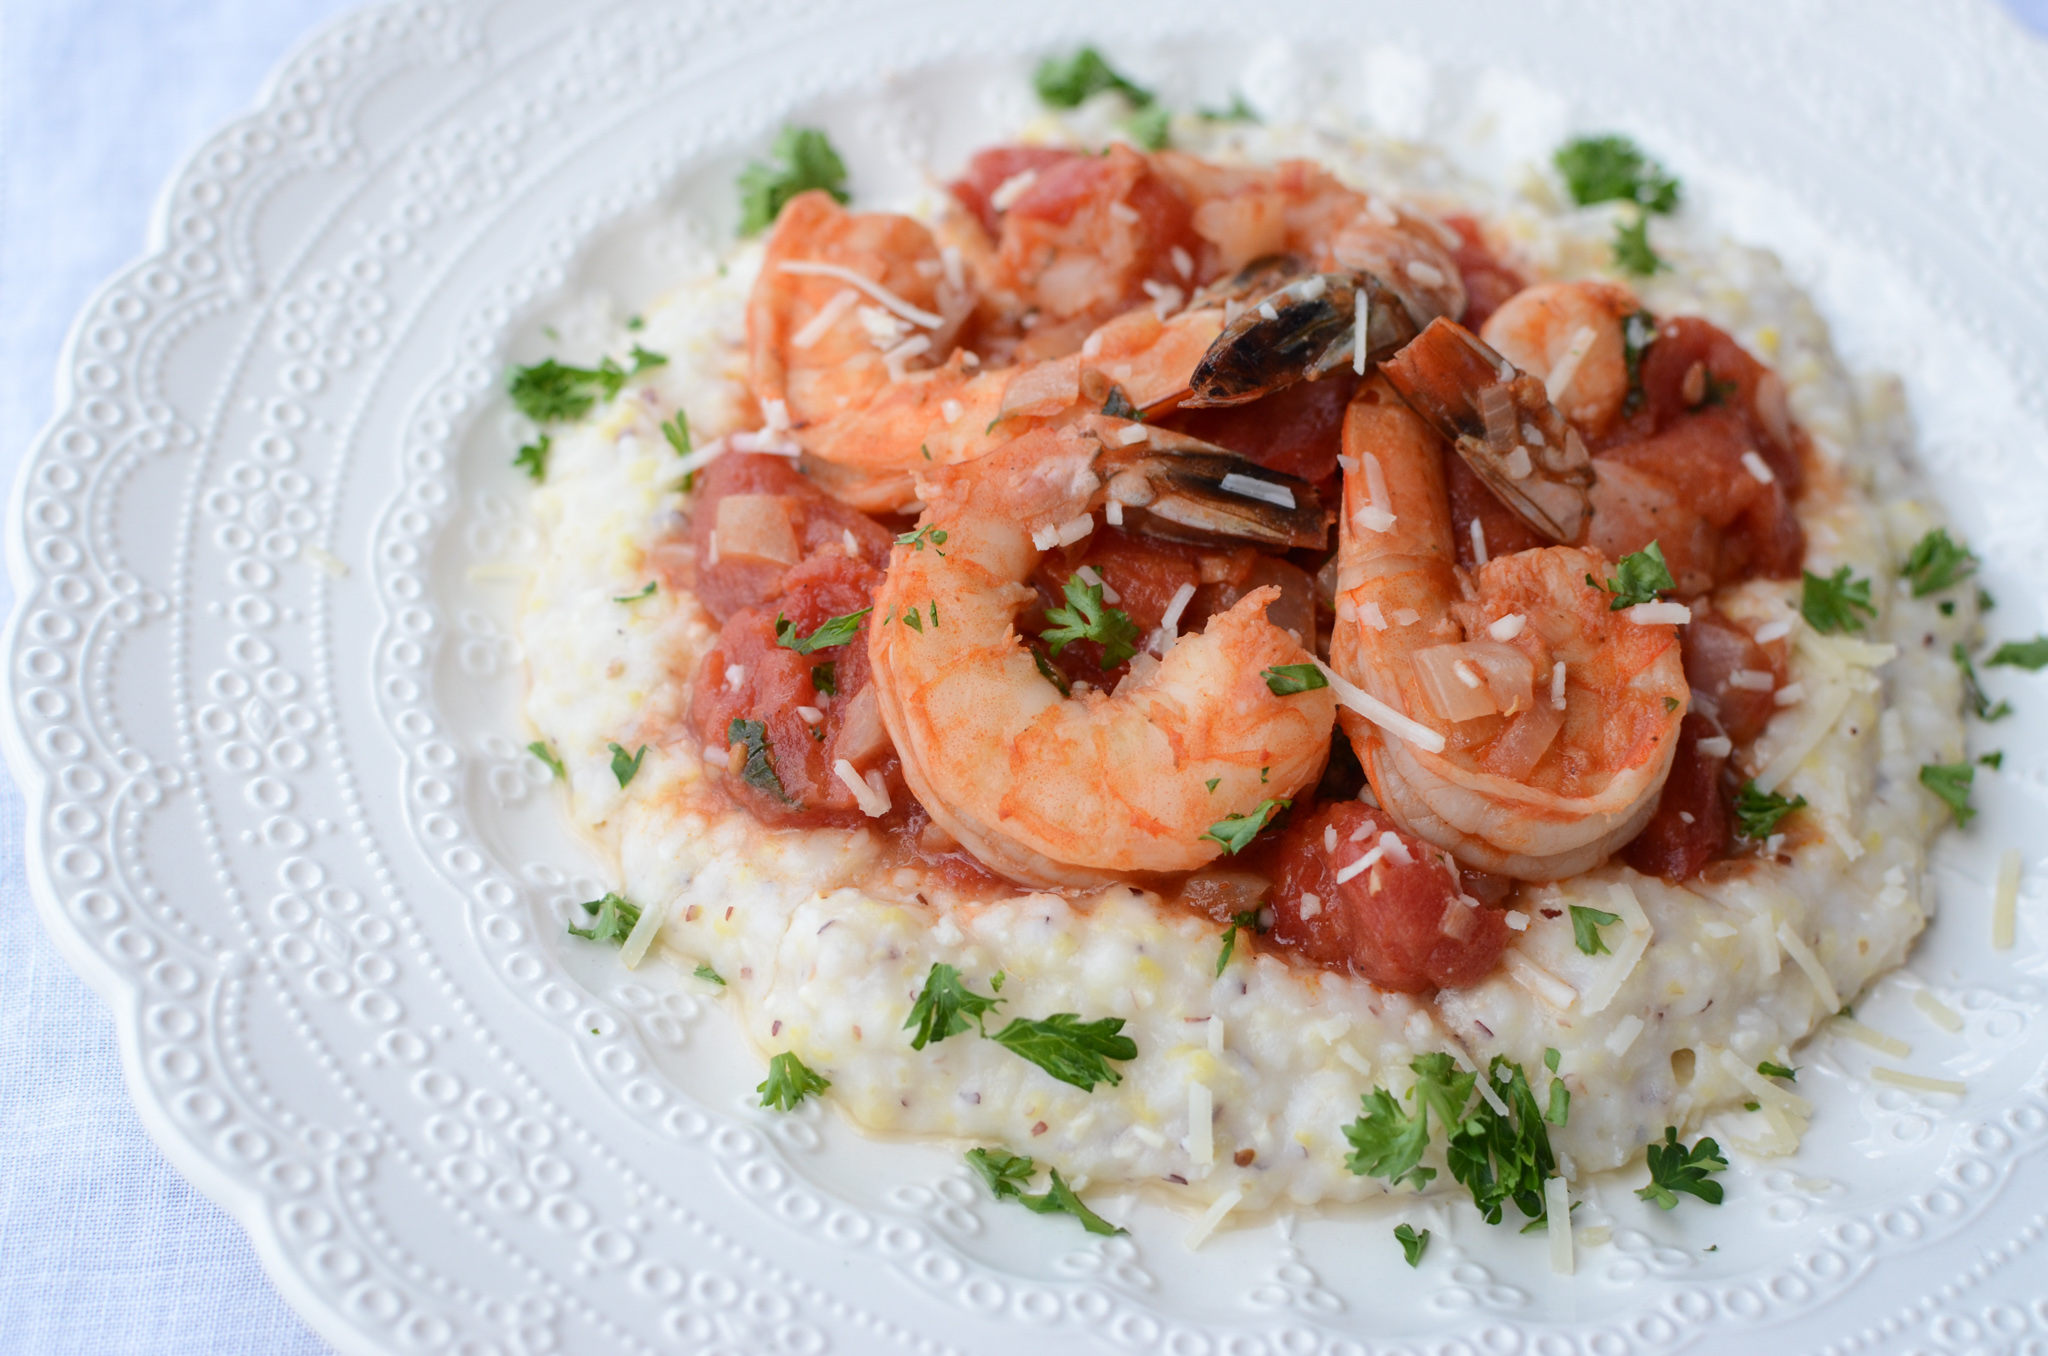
xmin=1444 ymin=214 xmax=1525 ymax=332
xmin=1620 ymin=713 xmax=1731 ymax=881
xmin=1158 ymin=368 xmax=1357 ymax=485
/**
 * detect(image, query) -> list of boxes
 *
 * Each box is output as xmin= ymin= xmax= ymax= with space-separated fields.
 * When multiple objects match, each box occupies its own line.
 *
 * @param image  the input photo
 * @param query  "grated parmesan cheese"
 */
xmin=1775 ymin=923 xmax=1840 ymax=1012
xmin=1995 ymin=849 xmax=2021 ymax=950
xmin=1870 ymin=1067 xmax=1966 ymax=1098
xmin=777 ymin=260 xmax=944 ymax=328
xmin=1911 ymin=989 xmax=1964 ymax=1033
xmin=1546 ymin=1177 xmax=1574 ymax=1275
xmin=1311 ymin=658 xmax=1446 ymax=753
xmin=1829 ymin=1015 xmax=1911 ymax=1058
xmin=1187 ymin=1081 xmax=1213 ymax=1166
xmin=1184 ymin=1188 xmax=1241 ymax=1250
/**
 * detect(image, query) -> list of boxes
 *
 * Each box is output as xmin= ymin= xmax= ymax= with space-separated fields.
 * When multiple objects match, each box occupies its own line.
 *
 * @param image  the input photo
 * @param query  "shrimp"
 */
xmin=1478 ymin=280 xmax=1639 ymax=440
xmin=1328 ymin=375 xmax=1688 ymax=881
xmin=866 ymin=420 xmax=1337 ymax=888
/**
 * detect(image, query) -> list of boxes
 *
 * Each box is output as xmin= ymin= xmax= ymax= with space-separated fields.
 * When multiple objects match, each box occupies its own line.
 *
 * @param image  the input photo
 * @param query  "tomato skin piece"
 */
xmin=1621 ymin=713 xmax=1730 ymax=881
xmin=1681 ymin=611 xmax=1784 ymax=747
xmin=947 ymin=146 xmax=1084 ymax=238
xmin=1264 ymin=801 xmax=1510 ymax=992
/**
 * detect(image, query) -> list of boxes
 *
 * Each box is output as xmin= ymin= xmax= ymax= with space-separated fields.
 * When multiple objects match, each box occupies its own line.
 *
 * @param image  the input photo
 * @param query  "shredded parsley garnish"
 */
xmin=661 ymin=410 xmax=691 ymax=456
xmin=895 ymin=524 xmax=948 ymax=555
xmin=1263 ymin=664 xmax=1329 ymax=696
xmin=1101 ymin=386 xmax=1142 ymax=421
xmin=613 ymin=581 xmax=657 ymax=604
xmin=904 ymin=963 xmax=1004 ymax=1050
xmin=725 ymin=718 xmax=794 ymax=805
xmin=1981 ymin=751 xmax=2005 ymax=770
xmin=1040 ymin=576 xmax=1141 ymax=669
xmin=756 ymin=1051 xmax=831 ymax=1110
xmin=1622 ymin=309 xmax=1657 ymax=414
xmin=1554 ymin=135 xmax=1681 ymax=213
xmin=527 ymin=741 xmax=565 ymax=780
xmin=1757 ymin=1060 xmax=1797 ymax=1082
xmin=1611 ymin=215 xmax=1666 ymax=277
xmin=1954 ymin=643 xmax=2012 ymax=721
xmin=810 ymin=661 xmax=837 ymax=697
xmin=1801 ymin=565 xmax=1876 ymax=634
xmin=1394 ymin=1222 xmax=1430 ymax=1267
xmin=1201 ymin=798 xmax=1291 ymax=856
xmin=1344 ymin=1052 xmax=1560 ymax=1227
xmin=903 ymin=607 xmax=923 ymax=634
xmin=568 ymin=892 xmax=640 ymax=944
xmin=1733 ymin=781 xmax=1805 ymax=839
xmin=1127 ymin=103 xmax=1171 ymax=151
xmin=1030 ymin=645 xmax=1072 ymax=697
xmin=775 ymin=607 xmax=871 ymax=655
xmin=737 ymin=127 xmax=849 ymax=236
xmin=1586 ymin=541 xmax=1674 ymax=609
xmin=985 ymin=1013 xmax=1137 ymax=1091
xmin=965 ymin=1149 xmax=1124 ymax=1235
xmin=1989 ymin=636 xmax=2048 ymax=670
xmin=1033 ymin=47 xmax=1154 ymax=109
xmin=1569 ymin=904 xmax=1621 ymax=956
xmin=627 ymin=344 xmax=667 ymax=374
xmin=694 ymin=963 xmax=725 ymax=986
xmin=1215 ymin=908 xmax=1265 ymax=977
xmin=513 ymin=433 xmax=551 ymax=481
xmin=1635 ymin=1127 xmax=1727 ymax=1210
xmin=509 ymin=360 xmax=602 ymax=423
xmin=1901 ymin=528 xmax=1978 ymax=597
xmin=1543 ymin=1047 xmax=1570 ymax=1126
xmin=1342 ymin=1083 xmax=1438 ymax=1191
xmin=608 ymin=741 xmax=647 ymax=787
xmin=1919 ymin=762 xmax=1976 ymax=826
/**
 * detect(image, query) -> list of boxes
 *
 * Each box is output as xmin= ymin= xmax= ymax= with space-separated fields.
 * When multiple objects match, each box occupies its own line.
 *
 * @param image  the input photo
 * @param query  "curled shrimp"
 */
xmin=1328 ymin=375 xmax=1688 ymax=881
xmin=867 ymin=420 xmax=1337 ymax=887
xmin=1478 ymin=280 xmax=1639 ymax=441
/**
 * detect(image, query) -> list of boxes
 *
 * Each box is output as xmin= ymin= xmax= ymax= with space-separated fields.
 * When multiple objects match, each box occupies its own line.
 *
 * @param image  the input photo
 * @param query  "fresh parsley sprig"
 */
xmin=757 ymin=1051 xmax=830 ymax=1111
xmin=1611 ymin=215 xmax=1666 ymax=278
xmin=1919 ymin=762 xmax=1976 ymax=826
xmin=1554 ymin=135 xmax=1681 ymax=214
xmin=1989 ymin=637 xmax=2048 ymax=670
xmin=965 ymin=1148 xmax=1124 ymax=1235
xmin=738 ymin=127 xmax=848 ymax=236
xmin=1635 ymin=1127 xmax=1727 ymax=1210
xmin=527 ymin=740 xmax=565 ymax=780
xmin=904 ymin=964 xmax=1004 ymax=1049
xmin=568 ymin=892 xmax=641 ymax=945
xmin=1569 ymin=904 xmax=1621 ymax=956
xmin=1040 ymin=575 xmax=1141 ymax=668
xmin=1345 ymin=1052 xmax=1561 ymax=1228
xmin=985 ymin=1013 xmax=1137 ymax=1091
xmin=1733 ymin=781 xmax=1805 ymax=839
xmin=1034 ymin=47 xmax=1154 ymax=109
xmin=1215 ymin=908 xmax=1265 ymax=976
xmin=1394 ymin=1222 xmax=1430 ymax=1267
xmin=1901 ymin=528 xmax=1978 ymax=598
xmin=1263 ymin=664 xmax=1329 ymax=696
xmin=1801 ymin=566 xmax=1876 ymax=634
xmin=725 ymin=718 xmax=794 ymax=805
xmin=1587 ymin=542 xmax=1674 ymax=609
xmin=775 ymin=607 xmax=872 ymax=655
xmin=1201 ymin=799 xmax=1291 ymax=856
xmin=1954 ymin=643 xmax=2012 ymax=721
xmin=608 ymin=741 xmax=647 ymax=788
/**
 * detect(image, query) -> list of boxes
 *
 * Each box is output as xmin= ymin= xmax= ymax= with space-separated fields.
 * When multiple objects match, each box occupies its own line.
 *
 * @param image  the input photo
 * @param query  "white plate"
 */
xmin=10 ymin=1 xmax=2048 ymax=1352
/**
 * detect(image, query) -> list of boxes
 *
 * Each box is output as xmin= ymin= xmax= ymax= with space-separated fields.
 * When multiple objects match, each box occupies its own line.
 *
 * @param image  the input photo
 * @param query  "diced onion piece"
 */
xmin=1105 ymin=499 xmax=1124 ymax=526
xmin=1627 ymin=601 xmax=1692 ymax=625
xmin=1031 ymin=524 xmax=1060 ymax=550
xmin=1912 ymin=989 xmax=1964 ymax=1034
xmin=1504 ymin=910 xmax=1529 ymax=932
xmin=620 ymin=895 xmax=670 ymax=970
xmin=1604 ymin=1014 xmax=1644 ymax=1055
xmin=1995 ymin=849 xmax=2022 ymax=951
xmin=1115 ymin=423 xmax=1150 ymax=446
xmin=1488 ymin=613 xmax=1527 ymax=642
xmin=1184 ymin=1188 xmax=1242 ymax=1250
xmin=1312 ymin=658 xmax=1447 ymax=753
xmin=1728 ymin=669 xmax=1777 ymax=691
xmin=1055 ymin=513 xmax=1095 ymax=546
xmin=713 ymin=495 xmax=801 ymax=566
xmin=1470 ymin=517 xmax=1489 ymax=565
xmin=1187 ymin=1082 xmax=1213 ymax=1166
xmin=1485 ymin=700 xmax=1565 ymax=781
xmin=1773 ymin=682 xmax=1806 ymax=707
xmin=1696 ymin=735 xmax=1733 ymax=758
xmin=1220 ymin=473 xmax=1295 ymax=509
xmin=1412 ymin=642 xmax=1533 ymax=722
xmin=1547 ymin=1177 xmax=1574 ymax=1275
xmin=1550 ymin=661 xmax=1568 ymax=711
xmin=777 ymin=259 xmax=944 ymax=328
xmin=1754 ymin=619 xmax=1794 ymax=643
xmin=1829 ymin=1015 xmax=1911 ymax=1058
xmin=1775 ymin=923 xmax=1840 ymax=1012
xmin=1359 ymin=600 xmax=1387 ymax=631
xmin=833 ymin=686 xmax=889 ymax=766
xmin=1870 ymin=1067 xmax=1966 ymax=1097
xmin=1503 ymin=950 xmax=1576 ymax=1010
xmin=833 ymin=759 xmax=891 ymax=818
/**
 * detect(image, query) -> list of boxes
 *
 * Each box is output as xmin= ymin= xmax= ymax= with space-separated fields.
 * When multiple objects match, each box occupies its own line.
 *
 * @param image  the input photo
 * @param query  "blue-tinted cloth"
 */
xmin=0 ymin=2 xmax=2043 ymax=1353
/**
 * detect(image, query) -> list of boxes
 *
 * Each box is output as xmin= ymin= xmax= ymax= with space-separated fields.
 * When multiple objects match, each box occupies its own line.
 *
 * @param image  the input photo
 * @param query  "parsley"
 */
xmin=513 ymin=433 xmax=551 ymax=481
xmin=1215 ymin=908 xmax=1264 ymax=977
xmin=1919 ymin=762 xmax=1976 ymax=826
xmin=1664 ymin=696 xmax=1681 ymax=712
xmin=1732 ymin=781 xmax=1806 ymax=839
xmin=1954 ymin=643 xmax=2012 ymax=721
xmin=527 ymin=740 xmax=565 ymax=779
xmin=1587 ymin=541 xmax=1674 ymax=609
xmin=986 ymin=1013 xmax=1137 ymax=1091
xmin=1033 ymin=47 xmax=1154 ymax=109
xmin=965 ymin=1149 xmax=1124 ymax=1235
xmin=1569 ymin=904 xmax=1621 ymax=956
xmin=1394 ymin=1222 xmax=1430 ymax=1267
xmin=613 ymin=581 xmax=657 ymax=604
xmin=903 ymin=607 xmax=923 ymax=634
xmin=1263 ymin=664 xmax=1329 ymax=696
xmin=990 ymin=971 xmax=1005 ymax=991
xmin=1443 ymin=1055 xmax=1558 ymax=1226
xmin=1030 ymin=645 xmax=1072 ymax=697
xmin=737 ymin=127 xmax=849 ymax=236
xmin=509 ymin=359 xmax=602 ymax=423
xmin=1611 ymin=215 xmax=1666 ymax=278
xmin=1980 ymin=587 xmax=1998 ymax=612
xmin=661 ymin=410 xmax=691 ymax=456
xmin=1801 ymin=566 xmax=1876 ymax=634
xmin=1622 ymin=309 xmax=1657 ymax=414
xmin=1040 ymin=576 xmax=1140 ymax=668
xmin=1543 ymin=1047 xmax=1570 ymax=1126
xmin=1981 ymin=751 xmax=2005 ymax=770
xmin=1127 ymin=103 xmax=1172 ymax=151
xmin=1635 ymin=1127 xmax=1727 ymax=1210
xmin=1201 ymin=93 xmax=1259 ymax=123
xmin=627 ymin=344 xmax=667 ymax=374
xmin=1757 ymin=1060 xmax=1796 ymax=1081
xmin=1101 ymin=386 xmax=1142 ymax=421
xmin=1201 ymin=798 xmax=1291 ymax=855
xmin=694 ymin=963 xmax=725 ymax=986
xmin=1554 ymin=135 xmax=1681 ymax=213
xmin=608 ymin=741 xmax=647 ymax=787
xmin=1901 ymin=528 xmax=1978 ymax=597
xmin=895 ymin=524 xmax=949 ymax=555
xmin=1205 ymin=777 xmax=1220 ymax=793
xmin=810 ymin=661 xmax=837 ymax=697
xmin=1700 ymin=373 xmax=1740 ymax=407
xmin=726 ymin=718 xmax=794 ymax=805
xmin=568 ymin=892 xmax=641 ymax=944
xmin=775 ymin=607 xmax=872 ymax=655
xmin=626 ymin=315 xmax=644 ymax=331
xmin=1342 ymin=1086 xmax=1437 ymax=1191
xmin=1989 ymin=637 xmax=2048 ymax=670
xmin=905 ymin=963 xmax=1003 ymax=1049
xmin=756 ymin=1051 xmax=830 ymax=1111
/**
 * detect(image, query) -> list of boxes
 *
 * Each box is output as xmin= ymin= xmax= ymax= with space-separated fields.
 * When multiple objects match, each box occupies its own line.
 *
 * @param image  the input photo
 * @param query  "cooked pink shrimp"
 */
xmin=1478 ymin=280 xmax=1639 ymax=440
xmin=867 ymin=420 xmax=1336 ymax=888
xmin=1327 ymin=375 xmax=1688 ymax=881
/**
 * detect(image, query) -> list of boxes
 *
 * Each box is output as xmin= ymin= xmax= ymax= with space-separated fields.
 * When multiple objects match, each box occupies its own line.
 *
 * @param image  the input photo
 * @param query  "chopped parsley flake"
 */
xmin=1554 ymin=135 xmax=1681 ymax=213
xmin=986 ymin=1013 xmax=1137 ymax=1091
xmin=1954 ymin=643 xmax=2012 ymax=721
xmin=1394 ymin=1222 xmax=1430 ymax=1267
xmin=613 ymin=581 xmax=657 ymax=604
xmin=694 ymin=963 xmax=725 ymax=986
xmin=661 ymin=410 xmax=691 ymax=456
xmin=527 ymin=741 xmax=565 ymax=780
xmin=627 ymin=344 xmax=667 ymax=374
xmin=1205 ymin=777 xmax=1220 ymax=793
xmin=1215 ymin=908 xmax=1264 ymax=977
xmin=1989 ymin=636 xmax=2048 ymax=670
xmin=1344 ymin=1052 xmax=1560 ymax=1227
xmin=1030 ymin=644 xmax=1071 ymax=697
xmin=756 ymin=1051 xmax=830 ymax=1111
xmin=1033 ymin=47 xmax=1154 ymax=109
xmin=904 ymin=963 xmax=1003 ymax=1050
xmin=1757 ymin=1060 xmax=1797 ymax=1082
xmin=1981 ymin=750 xmax=2004 ymax=770
xmin=1263 ymin=663 xmax=1329 ymax=696
xmin=1040 ymin=575 xmax=1140 ymax=669
xmin=1901 ymin=528 xmax=1978 ymax=597
xmin=1127 ymin=103 xmax=1171 ymax=151
xmin=965 ymin=1148 xmax=1124 ymax=1235
xmin=737 ymin=127 xmax=849 ymax=236
xmin=895 ymin=524 xmax=949 ymax=555
xmin=810 ymin=661 xmax=838 ymax=697
xmin=1587 ymin=541 xmax=1674 ymax=609
xmin=1201 ymin=798 xmax=1291 ymax=855
xmin=726 ymin=718 xmax=794 ymax=805
xmin=775 ymin=607 xmax=871 ymax=655
xmin=1635 ymin=1127 xmax=1727 ymax=1210
xmin=1611 ymin=214 xmax=1666 ymax=277
xmin=1733 ymin=781 xmax=1806 ymax=839
xmin=1201 ymin=93 xmax=1259 ymax=123
xmin=508 ymin=360 xmax=602 ymax=423
xmin=1622 ymin=309 xmax=1657 ymax=414
xmin=567 ymin=892 xmax=640 ymax=945
xmin=1543 ymin=1047 xmax=1570 ymax=1126
xmin=1919 ymin=762 xmax=1976 ymax=826
xmin=902 ymin=607 xmax=923 ymax=634
xmin=608 ymin=741 xmax=647 ymax=788
xmin=513 ymin=433 xmax=551 ymax=481
xmin=1569 ymin=904 xmax=1621 ymax=956
xmin=1801 ymin=566 xmax=1876 ymax=634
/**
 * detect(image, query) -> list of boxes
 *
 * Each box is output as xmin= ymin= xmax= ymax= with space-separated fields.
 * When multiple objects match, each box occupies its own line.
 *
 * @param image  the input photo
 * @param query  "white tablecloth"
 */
xmin=1 ymin=1 xmax=2044 ymax=1352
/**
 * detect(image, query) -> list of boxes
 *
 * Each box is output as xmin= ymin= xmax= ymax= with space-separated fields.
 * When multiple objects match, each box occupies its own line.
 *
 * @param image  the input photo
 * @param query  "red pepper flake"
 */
xmin=1234 ymin=1148 xmax=1256 ymax=1167
xmin=1031 ymin=1121 xmax=1048 ymax=1137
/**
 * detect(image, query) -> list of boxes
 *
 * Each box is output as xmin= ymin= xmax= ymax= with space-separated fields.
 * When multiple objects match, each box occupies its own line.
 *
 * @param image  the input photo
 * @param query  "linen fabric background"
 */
xmin=2 ymin=1 xmax=2045 ymax=1352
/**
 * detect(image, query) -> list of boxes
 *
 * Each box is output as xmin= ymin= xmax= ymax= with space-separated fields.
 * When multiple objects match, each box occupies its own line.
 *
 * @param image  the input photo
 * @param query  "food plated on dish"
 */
xmin=511 ymin=48 xmax=2023 ymax=1260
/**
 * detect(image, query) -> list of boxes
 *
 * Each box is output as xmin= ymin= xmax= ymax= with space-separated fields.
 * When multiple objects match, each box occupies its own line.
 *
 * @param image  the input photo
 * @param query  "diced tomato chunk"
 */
xmin=1445 ymin=445 xmax=1549 ymax=567
xmin=947 ymin=146 xmax=1084 ymax=238
xmin=1026 ymin=525 xmax=1204 ymax=687
xmin=1680 ymin=610 xmax=1784 ymax=747
xmin=1263 ymin=801 xmax=1509 ymax=992
xmin=1595 ymin=407 xmax=1803 ymax=583
xmin=1158 ymin=368 xmax=1357 ymax=484
xmin=1621 ymin=713 xmax=1729 ymax=880
xmin=1627 ymin=316 xmax=1803 ymax=496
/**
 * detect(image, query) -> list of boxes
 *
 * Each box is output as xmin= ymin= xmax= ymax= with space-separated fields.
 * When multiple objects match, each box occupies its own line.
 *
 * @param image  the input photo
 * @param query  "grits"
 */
xmin=517 ymin=119 xmax=1968 ymax=1221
